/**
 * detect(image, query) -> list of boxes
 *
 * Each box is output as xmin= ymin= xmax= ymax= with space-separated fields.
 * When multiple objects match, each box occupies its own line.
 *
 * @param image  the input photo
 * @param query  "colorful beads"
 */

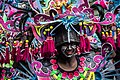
xmin=50 ymin=59 xmax=57 ymax=64
xmin=74 ymin=71 xmax=79 ymax=77
xmin=43 ymin=26 xmax=54 ymax=35
xmin=52 ymin=64 xmax=58 ymax=70
xmin=78 ymin=67 xmax=84 ymax=73
xmin=48 ymin=28 xmax=50 ymax=31
xmin=102 ymin=32 xmax=104 ymax=35
xmin=79 ymin=22 xmax=82 ymax=26
xmin=62 ymin=72 xmax=67 ymax=78
xmin=50 ymin=26 xmax=53 ymax=29
xmin=6 ymin=42 xmax=9 ymax=46
xmin=14 ymin=41 xmax=16 ymax=44
xmin=20 ymin=41 xmax=22 ymax=43
xmin=68 ymin=73 xmax=74 ymax=79
xmin=26 ymin=40 xmax=29 ymax=43
xmin=45 ymin=29 xmax=48 ymax=31
xmin=43 ymin=31 xmax=46 ymax=35
xmin=80 ymin=57 xmax=85 ymax=61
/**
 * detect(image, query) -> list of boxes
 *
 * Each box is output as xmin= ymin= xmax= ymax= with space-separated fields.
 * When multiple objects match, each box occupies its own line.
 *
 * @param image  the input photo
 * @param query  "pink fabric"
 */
xmin=41 ymin=41 xmax=48 ymax=57
xmin=41 ymin=37 xmax=55 ymax=58
xmin=79 ymin=36 xmax=86 ymax=53
xmin=47 ymin=39 xmax=55 ymax=53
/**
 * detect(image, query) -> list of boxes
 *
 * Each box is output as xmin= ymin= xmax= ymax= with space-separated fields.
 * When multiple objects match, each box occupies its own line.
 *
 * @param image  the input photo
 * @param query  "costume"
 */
xmin=0 ymin=0 xmax=120 ymax=80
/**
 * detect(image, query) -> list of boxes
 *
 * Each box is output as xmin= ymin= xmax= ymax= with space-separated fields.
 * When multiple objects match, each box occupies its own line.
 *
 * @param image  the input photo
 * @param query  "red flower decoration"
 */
xmin=68 ymin=73 xmax=73 ymax=79
xmin=80 ymin=62 xmax=85 ymax=67
xmin=62 ymin=72 xmax=67 ymax=78
xmin=2 ymin=73 xmax=5 ymax=77
xmin=74 ymin=71 xmax=79 ymax=77
xmin=50 ymin=59 xmax=56 ymax=64
xmin=52 ymin=64 xmax=58 ymax=70
xmin=78 ymin=67 xmax=84 ymax=73
xmin=79 ymin=57 xmax=85 ymax=61
xmin=2 ymin=70 xmax=6 ymax=73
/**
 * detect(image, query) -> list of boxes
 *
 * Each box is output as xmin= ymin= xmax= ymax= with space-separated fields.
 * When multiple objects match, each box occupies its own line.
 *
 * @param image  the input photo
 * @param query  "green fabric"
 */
xmin=3 ymin=13 xmax=7 ymax=22
xmin=58 ymin=73 xmax=62 ymax=78
xmin=73 ymin=77 xmax=77 ymax=80
xmin=80 ymin=73 xmax=85 ymax=78
xmin=50 ymin=70 xmax=58 ymax=76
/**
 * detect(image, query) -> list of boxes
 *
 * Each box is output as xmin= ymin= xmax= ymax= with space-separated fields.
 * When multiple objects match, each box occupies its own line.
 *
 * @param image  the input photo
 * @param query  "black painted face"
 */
xmin=61 ymin=42 xmax=77 ymax=57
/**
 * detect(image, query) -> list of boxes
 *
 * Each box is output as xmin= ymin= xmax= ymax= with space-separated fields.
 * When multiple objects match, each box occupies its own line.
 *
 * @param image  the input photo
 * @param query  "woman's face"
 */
xmin=61 ymin=42 xmax=77 ymax=57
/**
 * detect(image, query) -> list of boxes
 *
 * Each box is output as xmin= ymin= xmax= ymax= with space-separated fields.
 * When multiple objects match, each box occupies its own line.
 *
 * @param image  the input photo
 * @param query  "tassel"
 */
xmin=83 ymin=26 xmax=88 ymax=52
xmin=16 ymin=46 xmax=20 ymax=62
xmin=40 ymin=40 xmax=48 ymax=57
xmin=79 ymin=35 xmax=86 ymax=53
xmin=79 ymin=23 xmax=86 ymax=53
xmin=16 ymin=41 xmax=22 ymax=62
xmin=40 ymin=36 xmax=55 ymax=58
xmin=102 ymin=32 xmax=106 ymax=42
xmin=47 ymin=36 xmax=55 ymax=53
xmin=11 ymin=41 xmax=17 ymax=61
xmin=5 ymin=42 xmax=10 ymax=64
xmin=22 ymin=40 xmax=31 ymax=62
xmin=85 ymin=36 xmax=90 ymax=52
